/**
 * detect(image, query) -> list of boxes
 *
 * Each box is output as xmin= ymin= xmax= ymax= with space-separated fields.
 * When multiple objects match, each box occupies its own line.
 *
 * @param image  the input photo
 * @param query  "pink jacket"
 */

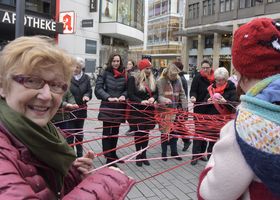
xmin=0 ymin=124 xmax=135 ymax=200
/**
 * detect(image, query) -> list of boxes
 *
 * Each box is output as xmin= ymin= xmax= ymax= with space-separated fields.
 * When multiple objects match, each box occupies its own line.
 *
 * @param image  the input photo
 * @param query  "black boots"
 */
xmin=135 ymin=154 xmax=142 ymax=167
xmin=182 ymin=141 xmax=191 ymax=152
xmin=136 ymin=152 xmax=150 ymax=166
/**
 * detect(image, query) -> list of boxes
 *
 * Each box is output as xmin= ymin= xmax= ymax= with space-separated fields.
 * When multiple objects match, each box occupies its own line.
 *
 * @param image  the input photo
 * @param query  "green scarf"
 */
xmin=0 ymin=98 xmax=76 ymax=193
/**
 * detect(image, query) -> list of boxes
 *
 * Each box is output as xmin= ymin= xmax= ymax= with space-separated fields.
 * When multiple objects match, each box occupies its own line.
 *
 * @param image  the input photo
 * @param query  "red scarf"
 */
xmin=209 ymin=82 xmax=228 ymax=95
xmin=200 ymin=69 xmax=215 ymax=83
xmin=207 ymin=82 xmax=231 ymax=114
xmin=113 ymin=68 xmax=125 ymax=78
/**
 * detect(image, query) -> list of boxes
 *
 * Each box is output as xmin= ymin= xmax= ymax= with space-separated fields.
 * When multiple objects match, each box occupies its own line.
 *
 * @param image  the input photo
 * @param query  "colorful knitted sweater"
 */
xmin=198 ymin=74 xmax=280 ymax=200
xmin=236 ymin=74 xmax=280 ymax=197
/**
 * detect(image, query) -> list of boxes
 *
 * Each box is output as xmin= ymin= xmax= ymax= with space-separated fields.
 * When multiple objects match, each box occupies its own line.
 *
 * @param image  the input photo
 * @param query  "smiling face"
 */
xmin=112 ymin=55 xmax=121 ymax=69
xmin=1 ymin=67 xmax=64 ymax=127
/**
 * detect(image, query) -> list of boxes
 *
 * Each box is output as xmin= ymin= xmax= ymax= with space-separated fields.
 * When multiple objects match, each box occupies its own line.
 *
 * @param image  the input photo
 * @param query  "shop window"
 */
xmin=221 ymin=34 xmax=232 ymax=48
xmin=192 ymin=40 xmax=198 ymax=49
xmin=205 ymin=35 xmax=214 ymax=48
xmin=100 ymin=0 xmax=117 ymax=22
xmin=117 ymin=0 xmax=131 ymax=25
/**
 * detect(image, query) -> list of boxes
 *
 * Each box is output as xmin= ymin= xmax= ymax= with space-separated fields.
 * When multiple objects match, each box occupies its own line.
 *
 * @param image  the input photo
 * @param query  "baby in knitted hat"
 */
xmin=198 ymin=18 xmax=280 ymax=200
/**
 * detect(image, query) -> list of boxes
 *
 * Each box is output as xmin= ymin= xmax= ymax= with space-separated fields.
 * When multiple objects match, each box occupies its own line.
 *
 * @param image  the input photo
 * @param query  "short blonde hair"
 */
xmin=0 ymin=36 xmax=75 ymax=92
xmin=214 ymin=67 xmax=229 ymax=80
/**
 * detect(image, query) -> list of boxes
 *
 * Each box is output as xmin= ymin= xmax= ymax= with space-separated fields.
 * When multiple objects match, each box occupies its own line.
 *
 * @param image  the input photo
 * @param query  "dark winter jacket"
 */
xmin=203 ymin=80 xmax=238 ymax=115
xmin=179 ymin=72 xmax=188 ymax=98
xmin=0 ymin=124 xmax=135 ymax=199
xmin=52 ymin=90 xmax=76 ymax=123
xmin=190 ymin=72 xmax=212 ymax=114
xmin=94 ymin=69 xmax=127 ymax=123
xmin=127 ymin=76 xmax=158 ymax=131
xmin=70 ymin=73 xmax=92 ymax=119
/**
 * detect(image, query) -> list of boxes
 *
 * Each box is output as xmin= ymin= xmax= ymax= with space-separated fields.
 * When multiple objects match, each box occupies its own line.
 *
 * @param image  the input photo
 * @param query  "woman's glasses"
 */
xmin=12 ymin=75 xmax=68 ymax=94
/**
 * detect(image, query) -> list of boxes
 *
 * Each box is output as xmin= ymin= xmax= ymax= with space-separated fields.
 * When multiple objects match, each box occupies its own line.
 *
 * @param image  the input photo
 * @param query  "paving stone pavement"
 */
xmin=82 ymin=96 xmax=206 ymax=200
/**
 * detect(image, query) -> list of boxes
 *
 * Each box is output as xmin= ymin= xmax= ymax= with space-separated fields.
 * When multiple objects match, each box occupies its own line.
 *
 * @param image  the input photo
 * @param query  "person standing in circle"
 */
xmin=70 ymin=57 xmax=92 ymax=157
xmin=127 ymin=59 xmax=158 ymax=167
xmin=190 ymin=59 xmax=214 ymax=165
xmin=95 ymin=53 xmax=127 ymax=167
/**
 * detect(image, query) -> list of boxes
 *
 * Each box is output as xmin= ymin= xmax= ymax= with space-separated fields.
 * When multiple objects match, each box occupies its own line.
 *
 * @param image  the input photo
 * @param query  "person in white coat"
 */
xmin=198 ymin=18 xmax=280 ymax=200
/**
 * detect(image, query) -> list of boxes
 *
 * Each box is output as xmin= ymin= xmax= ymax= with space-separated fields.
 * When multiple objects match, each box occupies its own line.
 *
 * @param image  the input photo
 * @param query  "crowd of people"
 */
xmin=0 ymin=17 xmax=279 ymax=199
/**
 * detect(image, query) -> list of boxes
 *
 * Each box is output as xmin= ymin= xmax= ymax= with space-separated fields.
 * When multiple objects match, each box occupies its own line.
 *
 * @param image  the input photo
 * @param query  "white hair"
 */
xmin=76 ymin=57 xmax=85 ymax=69
xmin=214 ymin=67 xmax=229 ymax=80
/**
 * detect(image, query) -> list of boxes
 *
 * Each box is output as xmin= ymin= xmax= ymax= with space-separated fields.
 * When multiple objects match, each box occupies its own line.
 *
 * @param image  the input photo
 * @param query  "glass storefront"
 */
xmin=100 ymin=0 xmax=144 ymax=31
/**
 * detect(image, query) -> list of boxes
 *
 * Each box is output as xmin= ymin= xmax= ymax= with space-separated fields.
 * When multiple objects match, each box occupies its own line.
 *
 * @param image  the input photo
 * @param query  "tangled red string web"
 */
xmin=53 ymin=100 xmax=237 ymax=183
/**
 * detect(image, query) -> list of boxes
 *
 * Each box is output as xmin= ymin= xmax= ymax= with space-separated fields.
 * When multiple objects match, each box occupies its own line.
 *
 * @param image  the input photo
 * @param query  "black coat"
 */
xmin=179 ymin=72 xmax=188 ymax=97
xmin=127 ymin=76 xmax=158 ymax=131
xmin=203 ymin=80 xmax=238 ymax=115
xmin=70 ymin=73 xmax=92 ymax=118
xmin=190 ymin=72 xmax=212 ymax=114
xmin=94 ymin=69 xmax=127 ymax=123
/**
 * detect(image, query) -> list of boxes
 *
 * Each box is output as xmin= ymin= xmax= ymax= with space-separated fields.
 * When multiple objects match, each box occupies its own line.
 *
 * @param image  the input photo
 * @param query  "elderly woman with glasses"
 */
xmin=0 ymin=36 xmax=134 ymax=199
xmin=201 ymin=67 xmax=238 ymax=160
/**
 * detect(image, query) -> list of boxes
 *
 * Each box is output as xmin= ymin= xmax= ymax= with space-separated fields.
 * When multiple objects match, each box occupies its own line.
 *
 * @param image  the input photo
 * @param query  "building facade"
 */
xmin=58 ymin=0 xmax=144 ymax=73
xmin=0 ymin=0 xmax=62 ymax=50
xmin=181 ymin=0 xmax=280 ymax=74
xmin=140 ymin=0 xmax=184 ymax=68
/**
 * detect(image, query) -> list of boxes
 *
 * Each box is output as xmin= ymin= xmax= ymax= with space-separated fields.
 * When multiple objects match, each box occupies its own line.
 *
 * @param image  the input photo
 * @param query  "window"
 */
xmin=85 ymin=39 xmax=97 ymax=54
xmin=220 ymin=0 xmax=234 ymax=12
xmin=0 ymin=0 xmax=15 ymax=6
xmin=267 ymin=0 xmax=280 ymax=2
xmin=118 ymin=0 xmax=130 ymax=25
xmin=205 ymin=35 xmax=214 ymax=48
xmin=148 ymin=3 xmax=154 ymax=17
xmin=192 ymin=40 xmax=198 ymax=49
xmin=162 ymin=0 xmax=168 ymax=15
xmin=188 ymin=3 xmax=199 ymax=19
xmin=203 ymin=0 xmax=215 ymax=16
xmin=155 ymin=2 xmax=161 ymax=16
xmin=239 ymin=0 xmax=263 ymax=8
